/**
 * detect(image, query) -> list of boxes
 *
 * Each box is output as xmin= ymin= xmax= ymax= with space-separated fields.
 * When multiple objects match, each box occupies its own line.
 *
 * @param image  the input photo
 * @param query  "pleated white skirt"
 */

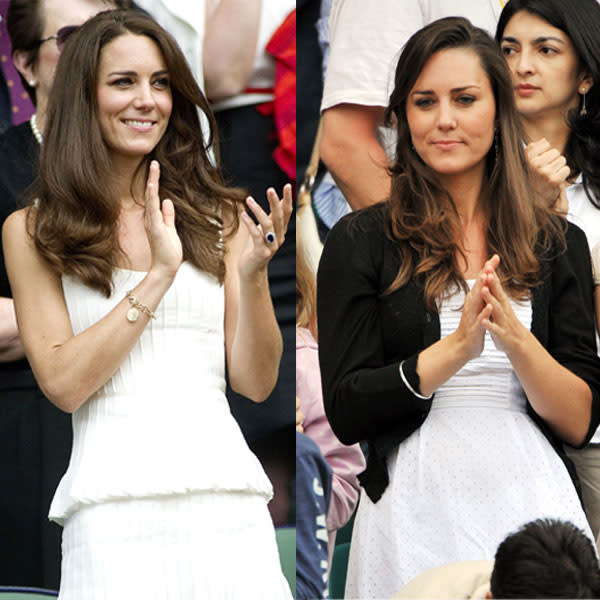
xmin=58 ymin=491 xmax=292 ymax=599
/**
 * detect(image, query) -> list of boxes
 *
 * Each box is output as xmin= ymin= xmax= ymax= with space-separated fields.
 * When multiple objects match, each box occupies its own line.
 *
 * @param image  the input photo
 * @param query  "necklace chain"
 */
xmin=30 ymin=113 xmax=43 ymax=145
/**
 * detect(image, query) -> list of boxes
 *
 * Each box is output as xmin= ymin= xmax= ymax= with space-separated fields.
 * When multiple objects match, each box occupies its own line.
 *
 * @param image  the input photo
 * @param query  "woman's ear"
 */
xmin=12 ymin=50 xmax=36 ymax=87
xmin=579 ymin=73 xmax=594 ymax=95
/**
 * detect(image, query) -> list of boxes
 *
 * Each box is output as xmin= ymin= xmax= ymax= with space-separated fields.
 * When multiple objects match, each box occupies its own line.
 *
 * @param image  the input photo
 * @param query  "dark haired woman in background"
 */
xmin=497 ymin=0 xmax=600 ymax=547
xmin=3 ymin=9 xmax=292 ymax=598
xmin=317 ymin=17 xmax=600 ymax=598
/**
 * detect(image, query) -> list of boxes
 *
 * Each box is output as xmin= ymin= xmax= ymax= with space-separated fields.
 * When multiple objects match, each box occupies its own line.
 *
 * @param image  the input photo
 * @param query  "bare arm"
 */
xmin=320 ymin=104 xmax=391 ymax=210
xmin=203 ymin=0 xmax=262 ymax=100
xmin=0 ymin=296 xmax=25 ymax=362
xmin=224 ymin=184 xmax=292 ymax=402
xmin=1 ymin=162 xmax=182 ymax=413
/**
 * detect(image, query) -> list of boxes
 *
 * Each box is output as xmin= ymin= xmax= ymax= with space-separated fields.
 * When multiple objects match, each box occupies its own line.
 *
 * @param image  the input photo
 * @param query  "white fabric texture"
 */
xmin=59 ymin=492 xmax=290 ymax=599
xmin=52 ymin=263 xmax=288 ymax=598
xmin=345 ymin=283 xmax=593 ymax=600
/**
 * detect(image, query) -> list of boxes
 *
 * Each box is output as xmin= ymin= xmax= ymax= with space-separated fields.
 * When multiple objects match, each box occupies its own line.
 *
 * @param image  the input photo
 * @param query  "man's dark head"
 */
xmin=490 ymin=518 xmax=600 ymax=598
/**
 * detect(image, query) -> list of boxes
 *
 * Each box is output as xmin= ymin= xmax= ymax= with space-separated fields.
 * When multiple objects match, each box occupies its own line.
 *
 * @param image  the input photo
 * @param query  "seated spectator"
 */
xmin=394 ymin=518 xmax=600 ymax=599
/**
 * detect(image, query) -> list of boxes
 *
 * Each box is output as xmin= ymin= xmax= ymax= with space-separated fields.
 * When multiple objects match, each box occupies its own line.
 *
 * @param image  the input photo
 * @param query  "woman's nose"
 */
xmin=437 ymin=101 xmax=457 ymax=130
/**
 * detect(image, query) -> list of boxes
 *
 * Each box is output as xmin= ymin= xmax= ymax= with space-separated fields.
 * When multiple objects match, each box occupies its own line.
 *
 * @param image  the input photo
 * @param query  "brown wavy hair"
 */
xmin=383 ymin=17 xmax=564 ymax=311
xmin=29 ymin=9 xmax=246 ymax=296
xmin=296 ymin=242 xmax=317 ymax=333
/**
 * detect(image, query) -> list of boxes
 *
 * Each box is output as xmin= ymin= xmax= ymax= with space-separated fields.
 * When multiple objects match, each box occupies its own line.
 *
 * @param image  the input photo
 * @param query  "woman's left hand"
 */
xmin=481 ymin=255 xmax=529 ymax=357
xmin=238 ymin=184 xmax=293 ymax=278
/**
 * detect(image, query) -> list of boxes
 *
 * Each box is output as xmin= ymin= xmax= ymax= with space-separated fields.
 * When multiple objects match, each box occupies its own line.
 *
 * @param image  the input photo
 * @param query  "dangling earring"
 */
xmin=580 ymin=87 xmax=588 ymax=116
xmin=494 ymin=129 xmax=499 ymax=161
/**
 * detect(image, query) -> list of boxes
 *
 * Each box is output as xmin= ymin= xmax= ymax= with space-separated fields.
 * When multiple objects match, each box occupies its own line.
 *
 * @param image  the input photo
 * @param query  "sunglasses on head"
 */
xmin=36 ymin=25 xmax=80 ymax=52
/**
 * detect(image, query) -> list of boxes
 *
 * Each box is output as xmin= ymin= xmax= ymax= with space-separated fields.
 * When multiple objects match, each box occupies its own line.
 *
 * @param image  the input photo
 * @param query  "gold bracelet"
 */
xmin=125 ymin=290 xmax=156 ymax=322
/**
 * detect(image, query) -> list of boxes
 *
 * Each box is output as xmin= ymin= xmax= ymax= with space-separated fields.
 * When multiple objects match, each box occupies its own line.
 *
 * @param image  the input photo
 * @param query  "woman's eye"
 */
xmin=501 ymin=46 xmax=516 ymax=57
xmin=540 ymin=46 xmax=558 ymax=56
xmin=111 ymin=77 xmax=132 ymax=86
xmin=415 ymin=98 xmax=434 ymax=108
xmin=457 ymin=95 xmax=476 ymax=105
xmin=153 ymin=77 xmax=170 ymax=88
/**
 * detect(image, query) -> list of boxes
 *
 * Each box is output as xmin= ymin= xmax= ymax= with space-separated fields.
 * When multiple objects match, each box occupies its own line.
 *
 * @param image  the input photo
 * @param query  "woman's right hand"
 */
xmin=454 ymin=256 xmax=497 ymax=361
xmin=144 ymin=160 xmax=183 ymax=278
xmin=525 ymin=138 xmax=570 ymax=209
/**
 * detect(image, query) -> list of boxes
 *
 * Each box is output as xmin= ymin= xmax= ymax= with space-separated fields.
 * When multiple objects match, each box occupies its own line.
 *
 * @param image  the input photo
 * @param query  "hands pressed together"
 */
xmin=456 ymin=254 xmax=528 ymax=362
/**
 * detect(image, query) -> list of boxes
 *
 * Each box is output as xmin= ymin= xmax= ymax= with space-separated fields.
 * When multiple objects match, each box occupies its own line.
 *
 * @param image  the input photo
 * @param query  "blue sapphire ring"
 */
xmin=264 ymin=231 xmax=276 ymax=244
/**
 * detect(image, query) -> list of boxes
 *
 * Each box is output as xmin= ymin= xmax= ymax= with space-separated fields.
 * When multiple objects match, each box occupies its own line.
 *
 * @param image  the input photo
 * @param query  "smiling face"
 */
xmin=405 ymin=47 xmax=496 ymax=186
xmin=96 ymin=32 xmax=172 ymax=167
xmin=500 ymin=11 xmax=587 ymax=121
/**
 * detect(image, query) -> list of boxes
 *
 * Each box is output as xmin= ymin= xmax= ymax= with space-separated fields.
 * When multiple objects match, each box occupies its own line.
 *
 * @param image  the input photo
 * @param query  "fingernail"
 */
xmin=247 ymin=196 xmax=256 ymax=205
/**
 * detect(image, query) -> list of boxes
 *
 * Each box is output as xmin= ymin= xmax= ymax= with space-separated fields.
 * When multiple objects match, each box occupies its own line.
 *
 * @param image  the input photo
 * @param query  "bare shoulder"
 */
xmin=2 ymin=206 xmax=34 ymax=254
xmin=2 ymin=206 xmax=56 ymax=286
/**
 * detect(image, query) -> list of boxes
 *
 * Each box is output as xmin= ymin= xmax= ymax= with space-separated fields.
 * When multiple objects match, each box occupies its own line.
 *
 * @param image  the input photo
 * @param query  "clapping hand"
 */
xmin=238 ymin=184 xmax=293 ymax=278
xmin=481 ymin=255 xmax=528 ymax=356
xmin=145 ymin=160 xmax=183 ymax=278
xmin=455 ymin=255 xmax=498 ymax=360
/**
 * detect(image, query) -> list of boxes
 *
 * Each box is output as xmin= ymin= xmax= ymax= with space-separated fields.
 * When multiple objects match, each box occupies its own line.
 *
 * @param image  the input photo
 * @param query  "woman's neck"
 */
xmin=112 ymin=157 xmax=147 ymax=211
xmin=522 ymin=112 xmax=571 ymax=154
xmin=440 ymin=167 xmax=485 ymax=225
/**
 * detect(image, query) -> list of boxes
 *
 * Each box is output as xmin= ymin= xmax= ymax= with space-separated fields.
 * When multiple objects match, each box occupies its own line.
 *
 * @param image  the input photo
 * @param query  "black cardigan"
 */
xmin=317 ymin=203 xmax=600 ymax=502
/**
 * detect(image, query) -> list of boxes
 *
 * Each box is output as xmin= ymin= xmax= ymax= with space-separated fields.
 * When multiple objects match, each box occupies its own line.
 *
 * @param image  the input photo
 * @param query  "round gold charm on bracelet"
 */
xmin=126 ymin=307 xmax=140 ymax=322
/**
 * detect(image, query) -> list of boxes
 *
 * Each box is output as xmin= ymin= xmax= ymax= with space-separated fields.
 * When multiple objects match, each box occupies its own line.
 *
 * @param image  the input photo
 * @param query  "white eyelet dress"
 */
xmin=51 ymin=263 xmax=292 ymax=600
xmin=344 ymin=283 xmax=594 ymax=600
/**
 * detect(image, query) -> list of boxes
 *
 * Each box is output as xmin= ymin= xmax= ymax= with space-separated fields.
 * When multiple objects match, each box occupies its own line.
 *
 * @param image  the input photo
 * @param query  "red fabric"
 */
xmin=264 ymin=9 xmax=296 ymax=182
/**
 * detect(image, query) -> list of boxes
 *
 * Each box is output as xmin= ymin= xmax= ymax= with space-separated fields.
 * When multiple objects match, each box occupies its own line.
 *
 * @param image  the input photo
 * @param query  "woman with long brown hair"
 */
xmin=2 ymin=9 xmax=292 ymax=599
xmin=317 ymin=17 xmax=600 ymax=598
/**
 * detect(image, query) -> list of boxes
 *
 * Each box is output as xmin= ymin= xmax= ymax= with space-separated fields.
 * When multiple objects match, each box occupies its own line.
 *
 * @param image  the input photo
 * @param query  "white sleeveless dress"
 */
xmin=345 ymin=284 xmax=594 ymax=600
xmin=51 ymin=263 xmax=292 ymax=599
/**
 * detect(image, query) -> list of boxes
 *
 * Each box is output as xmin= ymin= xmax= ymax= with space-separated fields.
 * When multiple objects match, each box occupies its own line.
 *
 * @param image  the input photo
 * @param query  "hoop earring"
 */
xmin=580 ymin=87 xmax=588 ymax=116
